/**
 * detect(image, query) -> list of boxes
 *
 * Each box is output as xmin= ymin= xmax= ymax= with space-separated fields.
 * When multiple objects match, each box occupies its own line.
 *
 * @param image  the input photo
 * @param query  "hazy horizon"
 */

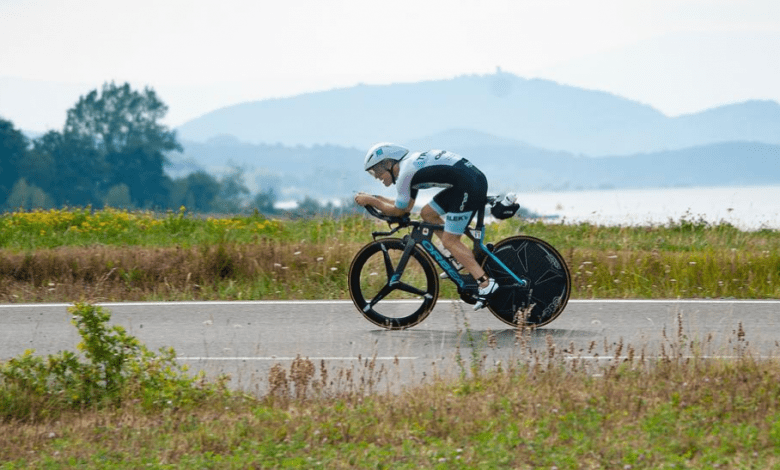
xmin=2 ymin=0 xmax=779 ymax=133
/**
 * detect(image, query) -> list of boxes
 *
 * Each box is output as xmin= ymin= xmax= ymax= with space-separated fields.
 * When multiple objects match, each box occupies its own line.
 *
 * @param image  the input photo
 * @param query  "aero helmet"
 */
xmin=363 ymin=143 xmax=409 ymax=172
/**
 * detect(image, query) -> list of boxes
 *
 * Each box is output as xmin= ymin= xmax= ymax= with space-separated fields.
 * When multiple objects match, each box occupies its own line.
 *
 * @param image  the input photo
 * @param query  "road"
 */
xmin=2 ymin=300 xmax=778 ymax=392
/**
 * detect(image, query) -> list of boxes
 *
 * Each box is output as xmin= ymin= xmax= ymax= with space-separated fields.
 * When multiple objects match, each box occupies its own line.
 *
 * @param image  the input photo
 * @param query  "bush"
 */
xmin=0 ymin=302 xmax=226 ymax=422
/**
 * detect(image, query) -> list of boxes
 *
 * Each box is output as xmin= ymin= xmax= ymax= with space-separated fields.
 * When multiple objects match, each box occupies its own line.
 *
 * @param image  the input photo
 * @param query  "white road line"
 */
xmin=175 ymin=355 xmax=772 ymax=362
xmin=568 ymin=299 xmax=780 ymax=304
xmin=566 ymin=355 xmax=777 ymax=360
xmin=177 ymin=356 xmax=418 ymax=361
xmin=2 ymin=299 xmax=780 ymax=308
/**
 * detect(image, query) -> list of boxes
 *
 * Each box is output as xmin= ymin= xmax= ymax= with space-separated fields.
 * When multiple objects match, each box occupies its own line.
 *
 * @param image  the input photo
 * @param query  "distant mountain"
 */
xmin=459 ymin=140 xmax=780 ymax=192
xmin=174 ymin=130 xmax=780 ymax=200
xmin=176 ymin=72 xmax=780 ymax=156
xmin=429 ymin=134 xmax=780 ymax=193
xmin=176 ymin=136 xmax=366 ymax=200
xmin=670 ymin=101 xmax=780 ymax=147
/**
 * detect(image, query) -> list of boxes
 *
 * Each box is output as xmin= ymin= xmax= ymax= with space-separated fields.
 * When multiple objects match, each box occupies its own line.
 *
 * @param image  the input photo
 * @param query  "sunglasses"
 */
xmin=368 ymin=165 xmax=387 ymax=178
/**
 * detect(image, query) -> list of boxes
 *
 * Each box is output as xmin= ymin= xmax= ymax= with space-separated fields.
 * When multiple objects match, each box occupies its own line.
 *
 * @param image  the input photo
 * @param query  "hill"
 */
xmin=176 ymin=72 xmax=780 ymax=156
xmin=173 ymin=131 xmax=780 ymax=200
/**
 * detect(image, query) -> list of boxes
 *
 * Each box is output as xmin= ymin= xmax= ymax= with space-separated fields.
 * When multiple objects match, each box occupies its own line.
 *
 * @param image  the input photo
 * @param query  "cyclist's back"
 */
xmin=394 ymin=150 xmax=487 ymax=212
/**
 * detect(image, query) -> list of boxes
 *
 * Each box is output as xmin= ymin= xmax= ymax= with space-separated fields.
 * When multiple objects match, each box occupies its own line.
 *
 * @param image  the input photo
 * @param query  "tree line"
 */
xmin=1 ymin=82 xmax=355 ymax=216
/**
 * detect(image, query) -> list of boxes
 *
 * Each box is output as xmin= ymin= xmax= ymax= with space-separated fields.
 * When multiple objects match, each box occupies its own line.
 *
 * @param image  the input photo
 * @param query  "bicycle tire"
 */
xmin=482 ymin=235 xmax=571 ymax=327
xmin=348 ymin=238 xmax=439 ymax=329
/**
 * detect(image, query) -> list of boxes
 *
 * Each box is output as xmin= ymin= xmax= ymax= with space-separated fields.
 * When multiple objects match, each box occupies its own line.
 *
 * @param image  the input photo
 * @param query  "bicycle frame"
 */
xmin=370 ymin=207 xmax=527 ymax=291
xmin=352 ymin=203 xmax=570 ymax=329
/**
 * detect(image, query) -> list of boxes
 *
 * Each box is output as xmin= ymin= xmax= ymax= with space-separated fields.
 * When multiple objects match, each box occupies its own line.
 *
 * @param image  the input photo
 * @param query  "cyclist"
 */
xmin=354 ymin=142 xmax=498 ymax=309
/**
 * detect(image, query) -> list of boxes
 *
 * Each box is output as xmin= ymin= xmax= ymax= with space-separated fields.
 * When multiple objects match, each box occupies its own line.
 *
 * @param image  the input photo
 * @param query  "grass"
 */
xmin=0 ymin=207 xmax=778 ymax=302
xmin=2 ymin=303 xmax=780 ymax=468
xmin=2 ymin=208 xmax=780 ymax=467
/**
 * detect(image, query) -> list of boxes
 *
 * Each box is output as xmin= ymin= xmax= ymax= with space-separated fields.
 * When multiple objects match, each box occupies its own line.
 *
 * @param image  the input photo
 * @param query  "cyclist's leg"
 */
xmin=440 ymin=230 xmax=482 ymax=279
xmin=427 ymin=190 xmax=488 ymax=286
xmin=439 ymin=216 xmax=498 ymax=310
xmin=420 ymin=203 xmax=445 ymax=226
xmin=430 ymin=179 xmax=492 ymax=281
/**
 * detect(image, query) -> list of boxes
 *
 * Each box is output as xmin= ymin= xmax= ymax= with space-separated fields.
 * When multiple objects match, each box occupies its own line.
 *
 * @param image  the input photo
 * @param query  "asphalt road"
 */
xmin=2 ymin=299 xmax=779 ymax=392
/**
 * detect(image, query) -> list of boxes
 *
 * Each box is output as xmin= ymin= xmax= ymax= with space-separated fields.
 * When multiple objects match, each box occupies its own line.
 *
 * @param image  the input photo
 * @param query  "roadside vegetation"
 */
xmin=2 ymin=302 xmax=780 ymax=468
xmin=0 ymin=207 xmax=778 ymax=302
xmin=2 ymin=207 xmax=780 ymax=468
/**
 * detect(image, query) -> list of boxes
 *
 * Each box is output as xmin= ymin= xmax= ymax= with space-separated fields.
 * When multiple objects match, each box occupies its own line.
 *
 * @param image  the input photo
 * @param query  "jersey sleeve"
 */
xmin=394 ymin=157 xmax=417 ymax=210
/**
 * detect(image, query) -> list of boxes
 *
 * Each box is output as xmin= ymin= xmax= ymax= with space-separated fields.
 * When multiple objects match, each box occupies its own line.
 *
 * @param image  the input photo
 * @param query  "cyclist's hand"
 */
xmin=354 ymin=192 xmax=372 ymax=207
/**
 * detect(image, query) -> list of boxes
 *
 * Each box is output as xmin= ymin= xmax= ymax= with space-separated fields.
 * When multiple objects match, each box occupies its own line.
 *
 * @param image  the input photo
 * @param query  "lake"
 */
xmin=515 ymin=185 xmax=780 ymax=230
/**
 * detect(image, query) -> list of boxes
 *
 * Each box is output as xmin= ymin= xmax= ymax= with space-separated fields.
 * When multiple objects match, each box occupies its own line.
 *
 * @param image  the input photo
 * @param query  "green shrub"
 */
xmin=0 ymin=302 xmax=226 ymax=422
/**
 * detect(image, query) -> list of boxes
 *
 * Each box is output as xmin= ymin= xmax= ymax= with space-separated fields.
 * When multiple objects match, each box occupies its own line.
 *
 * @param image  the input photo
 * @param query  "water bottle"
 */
xmin=501 ymin=192 xmax=517 ymax=206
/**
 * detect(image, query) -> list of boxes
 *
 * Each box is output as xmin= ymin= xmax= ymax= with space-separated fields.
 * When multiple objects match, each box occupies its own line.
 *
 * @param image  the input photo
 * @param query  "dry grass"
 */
xmin=0 ymin=239 xmax=358 ymax=302
xmin=1 ymin=210 xmax=778 ymax=303
xmin=2 ymin=311 xmax=780 ymax=468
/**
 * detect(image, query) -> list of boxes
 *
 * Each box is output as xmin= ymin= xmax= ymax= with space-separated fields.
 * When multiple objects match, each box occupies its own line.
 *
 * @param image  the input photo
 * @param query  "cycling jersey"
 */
xmin=394 ymin=150 xmax=488 ymax=234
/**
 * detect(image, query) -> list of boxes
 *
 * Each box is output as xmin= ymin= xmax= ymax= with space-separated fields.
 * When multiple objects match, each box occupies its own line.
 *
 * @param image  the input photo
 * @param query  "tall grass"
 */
xmin=3 ymin=210 xmax=780 ymax=467
xmin=0 ymin=207 xmax=371 ymax=249
xmin=0 ymin=207 xmax=778 ymax=302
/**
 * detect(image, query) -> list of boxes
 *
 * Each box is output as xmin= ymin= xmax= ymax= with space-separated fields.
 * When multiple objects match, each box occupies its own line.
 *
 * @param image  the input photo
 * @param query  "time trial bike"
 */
xmin=348 ymin=196 xmax=571 ymax=329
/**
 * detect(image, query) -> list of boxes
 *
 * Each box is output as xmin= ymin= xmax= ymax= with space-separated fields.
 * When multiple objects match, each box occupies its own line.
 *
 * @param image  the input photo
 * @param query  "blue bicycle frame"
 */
xmin=374 ymin=205 xmax=527 ymax=293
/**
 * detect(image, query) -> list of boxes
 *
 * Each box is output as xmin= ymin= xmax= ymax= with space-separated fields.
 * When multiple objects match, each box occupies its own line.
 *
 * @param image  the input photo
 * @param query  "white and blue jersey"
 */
xmin=395 ymin=150 xmax=488 ymax=234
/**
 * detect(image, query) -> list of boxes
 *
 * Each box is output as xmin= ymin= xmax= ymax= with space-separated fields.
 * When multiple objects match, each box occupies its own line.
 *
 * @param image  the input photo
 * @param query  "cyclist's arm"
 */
xmin=354 ymin=193 xmax=414 ymax=217
xmin=371 ymin=194 xmax=391 ymax=204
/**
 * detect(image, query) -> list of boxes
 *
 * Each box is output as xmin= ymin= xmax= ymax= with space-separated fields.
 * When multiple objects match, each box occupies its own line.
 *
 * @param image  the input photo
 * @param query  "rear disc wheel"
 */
xmin=482 ymin=236 xmax=571 ymax=327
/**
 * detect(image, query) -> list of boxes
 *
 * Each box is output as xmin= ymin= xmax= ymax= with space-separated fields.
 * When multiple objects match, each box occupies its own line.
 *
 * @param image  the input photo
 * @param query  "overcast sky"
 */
xmin=1 ymin=0 xmax=779 ymax=132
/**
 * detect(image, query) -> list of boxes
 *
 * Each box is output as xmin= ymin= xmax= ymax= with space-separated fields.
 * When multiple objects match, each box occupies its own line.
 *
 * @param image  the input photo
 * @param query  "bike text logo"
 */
xmin=421 ymin=240 xmax=465 ymax=288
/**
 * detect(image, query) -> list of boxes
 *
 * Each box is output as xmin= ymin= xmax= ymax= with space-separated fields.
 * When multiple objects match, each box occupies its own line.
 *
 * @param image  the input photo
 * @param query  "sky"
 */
xmin=1 ymin=0 xmax=779 ymax=133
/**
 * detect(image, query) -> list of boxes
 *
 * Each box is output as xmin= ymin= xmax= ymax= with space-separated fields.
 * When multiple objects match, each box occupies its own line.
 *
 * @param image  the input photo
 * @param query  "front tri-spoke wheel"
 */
xmin=348 ymin=238 xmax=439 ymax=329
xmin=482 ymin=235 xmax=571 ymax=327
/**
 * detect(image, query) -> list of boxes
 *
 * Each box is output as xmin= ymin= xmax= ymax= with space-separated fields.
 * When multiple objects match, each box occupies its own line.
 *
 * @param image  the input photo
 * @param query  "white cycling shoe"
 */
xmin=473 ymin=278 xmax=498 ymax=311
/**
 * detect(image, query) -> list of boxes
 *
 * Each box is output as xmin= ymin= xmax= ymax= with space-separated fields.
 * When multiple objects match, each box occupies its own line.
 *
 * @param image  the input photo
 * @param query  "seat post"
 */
xmin=465 ymin=206 xmax=486 ymax=249
xmin=475 ymin=206 xmax=485 ymax=230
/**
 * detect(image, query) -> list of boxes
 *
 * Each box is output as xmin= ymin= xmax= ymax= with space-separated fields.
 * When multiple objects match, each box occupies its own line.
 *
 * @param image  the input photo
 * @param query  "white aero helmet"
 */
xmin=363 ymin=143 xmax=409 ymax=172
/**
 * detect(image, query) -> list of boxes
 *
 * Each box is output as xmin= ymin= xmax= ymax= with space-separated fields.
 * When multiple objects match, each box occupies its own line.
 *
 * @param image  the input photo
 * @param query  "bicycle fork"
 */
xmin=364 ymin=238 xmax=434 ymax=312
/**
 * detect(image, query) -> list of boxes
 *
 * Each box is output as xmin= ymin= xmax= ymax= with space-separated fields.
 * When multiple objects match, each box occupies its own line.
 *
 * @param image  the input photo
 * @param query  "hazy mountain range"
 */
xmin=170 ymin=72 xmax=780 ymax=201
xmin=169 ymin=132 xmax=779 ymax=200
xmin=177 ymin=71 xmax=780 ymax=156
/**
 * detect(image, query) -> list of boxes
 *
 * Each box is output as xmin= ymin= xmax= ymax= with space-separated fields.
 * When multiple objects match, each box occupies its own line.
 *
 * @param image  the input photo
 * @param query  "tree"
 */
xmin=0 ymin=119 xmax=28 ymax=203
xmin=104 ymin=183 xmax=133 ymax=209
xmin=292 ymin=196 xmax=324 ymax=218
xmin=64 ymin=82 xmax=181 ymax=207
xmin=210 ymin=166 xmax=250 ymax=213
xmin=30 ymin=130 xmax=105 ymax=206
xmin=172 ymin=171 xmax=221 ymax=213
xmin=5 ymin=178 xmax=55 ymax=210
xmin=253 ymin=188 xmax=277 ymax=215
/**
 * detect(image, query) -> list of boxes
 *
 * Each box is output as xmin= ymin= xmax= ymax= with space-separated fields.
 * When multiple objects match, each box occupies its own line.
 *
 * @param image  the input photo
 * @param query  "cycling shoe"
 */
xmin=473 ymin=278 xmax=498 ymax=311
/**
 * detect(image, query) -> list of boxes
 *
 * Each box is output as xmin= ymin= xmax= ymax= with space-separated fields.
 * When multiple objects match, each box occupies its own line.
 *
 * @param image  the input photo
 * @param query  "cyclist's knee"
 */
xmin=439 ymin=231 xmax=463 ymax=249
xmin=421 ymin=204 xmax=442 ymax=223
